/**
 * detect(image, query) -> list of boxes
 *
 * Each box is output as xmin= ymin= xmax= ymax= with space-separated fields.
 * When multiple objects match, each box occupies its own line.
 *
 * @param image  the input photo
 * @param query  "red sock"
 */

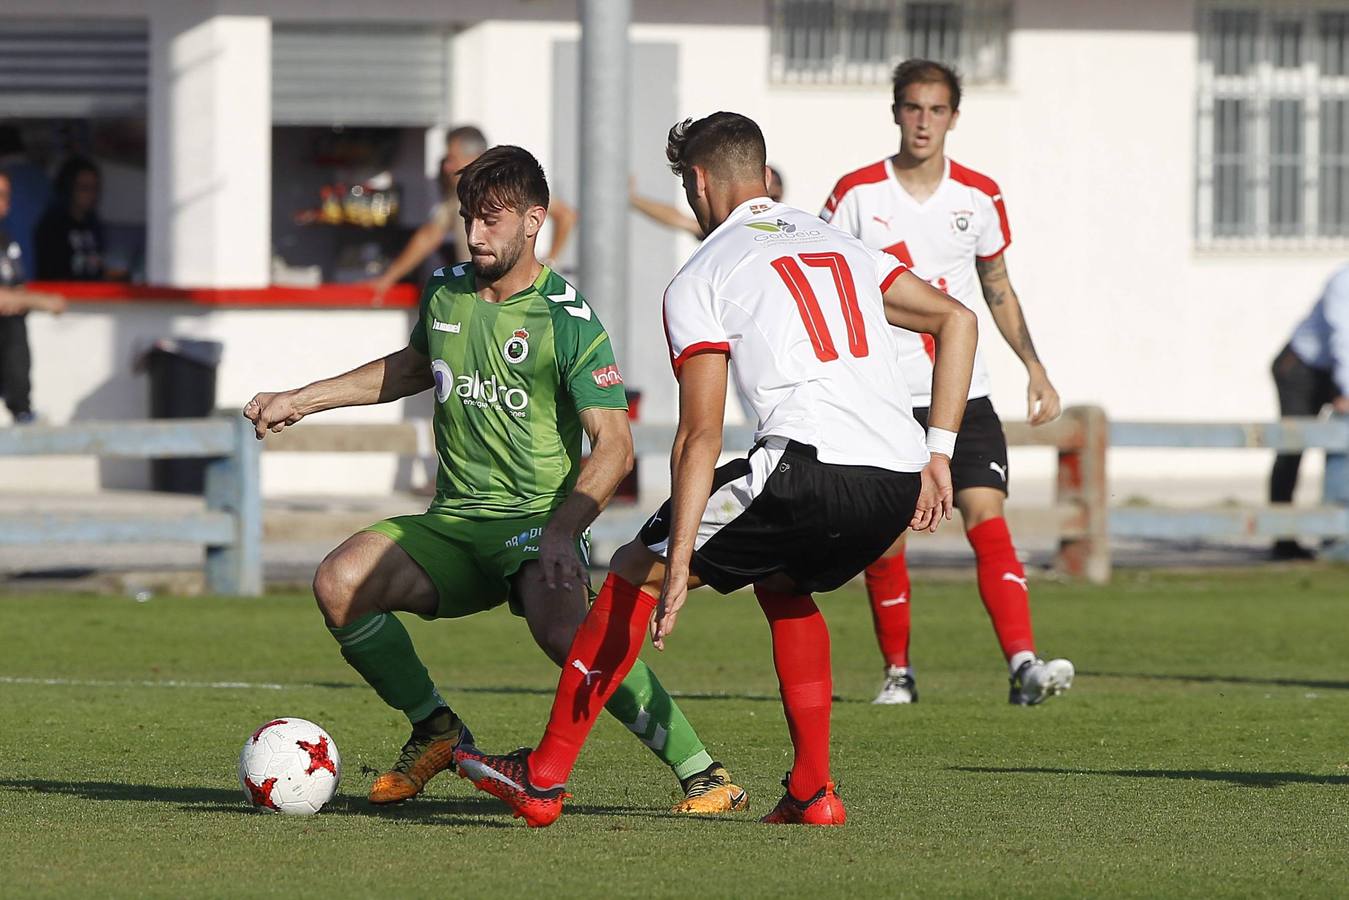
xmin=755 ymin=586 xmax=833 ymax=803
xmin=528 ymin=573 xmax=656 ymax=788
xmin=864 ymin=553 xmax=911 ymax=668
xmin=968 ymin=517 xmax=1036 ymax=661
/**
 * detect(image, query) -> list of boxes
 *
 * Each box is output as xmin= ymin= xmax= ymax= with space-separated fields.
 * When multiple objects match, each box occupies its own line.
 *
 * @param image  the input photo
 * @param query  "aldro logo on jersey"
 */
xmin=431 ymin=359 xmax=529 ymax=418
xmin=502 ymin=329 xmax=529 ymax=364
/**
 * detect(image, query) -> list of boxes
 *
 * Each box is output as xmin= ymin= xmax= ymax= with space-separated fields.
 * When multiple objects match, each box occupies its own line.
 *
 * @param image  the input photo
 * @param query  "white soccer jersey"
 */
xmin=821 ymin=156 xmax=1010 ymax=406
xmin=662 ymin=197 xmax=929 ymax=473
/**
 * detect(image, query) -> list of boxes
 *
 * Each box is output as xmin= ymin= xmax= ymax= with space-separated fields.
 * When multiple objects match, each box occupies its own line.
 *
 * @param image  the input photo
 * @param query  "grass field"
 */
xmin=2 ymin=568 xmax=1347 ymax=898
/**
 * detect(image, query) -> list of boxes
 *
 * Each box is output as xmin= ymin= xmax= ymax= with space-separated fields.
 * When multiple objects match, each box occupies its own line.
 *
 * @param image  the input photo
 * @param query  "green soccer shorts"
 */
xmin=363 ymin=511 xmax=591 ymax=620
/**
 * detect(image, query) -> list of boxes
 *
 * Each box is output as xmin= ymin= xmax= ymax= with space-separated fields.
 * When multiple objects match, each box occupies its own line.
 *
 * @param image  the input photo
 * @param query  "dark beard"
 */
xmin=474 ymin=228 xmax=527 ymax=282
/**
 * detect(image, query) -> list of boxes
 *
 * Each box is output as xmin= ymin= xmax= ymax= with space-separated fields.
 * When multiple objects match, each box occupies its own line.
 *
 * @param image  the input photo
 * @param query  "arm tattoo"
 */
xmin=976 ymin=255 xmax=1010 ymax=307
xmin=1016 ymin=315 xmax=1040 ymax=363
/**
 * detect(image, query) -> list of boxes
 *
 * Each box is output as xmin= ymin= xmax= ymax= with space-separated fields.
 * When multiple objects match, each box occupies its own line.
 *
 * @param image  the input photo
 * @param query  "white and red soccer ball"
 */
xmin=238 ymin=718 xmax=341 ymax=815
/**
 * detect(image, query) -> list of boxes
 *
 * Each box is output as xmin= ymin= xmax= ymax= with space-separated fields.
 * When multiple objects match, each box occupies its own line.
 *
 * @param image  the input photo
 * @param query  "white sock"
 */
xmin=1008 ymin=650 xmax=1037 ymax=676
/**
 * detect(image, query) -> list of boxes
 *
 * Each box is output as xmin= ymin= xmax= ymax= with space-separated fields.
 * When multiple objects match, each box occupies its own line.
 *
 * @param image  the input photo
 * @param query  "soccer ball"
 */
xmin=238 ymin=717 xmax=342 ymax=815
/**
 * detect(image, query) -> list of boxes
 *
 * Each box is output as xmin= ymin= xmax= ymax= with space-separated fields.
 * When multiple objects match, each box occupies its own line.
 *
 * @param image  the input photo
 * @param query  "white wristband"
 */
xmin=926 ymin=427 xmax=957 ymax=458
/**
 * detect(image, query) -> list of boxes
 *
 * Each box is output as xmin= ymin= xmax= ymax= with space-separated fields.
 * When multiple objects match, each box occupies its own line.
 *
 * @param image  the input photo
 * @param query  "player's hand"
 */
xmin=243 ymin=391 xmax=305 ymax=440
xmin=363 ymin=275 xmax=394 ymax=302
xmin=1334 ymin=395 xmax=1349 ymax=415
xmin=1027 ymin=368 xmax=1061 ymax=426
xmin=652 ymin=565 xmax=690 ymax=652
xmin=912 ymin=455 xmax=954 ymax=533
xmin=539 ymin=527 xmax=586 ymax=592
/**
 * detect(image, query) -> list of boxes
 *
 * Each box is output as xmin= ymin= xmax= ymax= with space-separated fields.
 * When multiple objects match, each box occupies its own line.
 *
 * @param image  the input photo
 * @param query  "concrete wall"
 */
xmin=4 ymin=0 xmax=1343 ymax=497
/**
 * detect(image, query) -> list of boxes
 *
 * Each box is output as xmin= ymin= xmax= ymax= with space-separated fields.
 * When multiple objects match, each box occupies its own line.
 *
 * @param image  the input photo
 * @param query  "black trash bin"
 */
xmin=143 ymin=338 xmax=223 ymax=494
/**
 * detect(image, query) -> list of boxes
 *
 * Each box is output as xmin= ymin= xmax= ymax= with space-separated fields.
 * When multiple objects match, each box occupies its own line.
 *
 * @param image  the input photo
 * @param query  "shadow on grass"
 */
xmin=0 ymin=778 xmax=739 ymax=826
xmin=306 ymin=682 xmax=852 ymax=705
xmin=1079 ymin=670 xmax=1349 ymax=691
xmin=951 ymin=766 xmax=1349 ymax=788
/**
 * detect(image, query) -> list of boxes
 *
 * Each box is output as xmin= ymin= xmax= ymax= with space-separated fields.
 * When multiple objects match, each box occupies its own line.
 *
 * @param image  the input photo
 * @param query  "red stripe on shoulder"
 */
xmin=879 ymin=263 xmax=909 ymax=293
xmin=948 ymin=160 xmax=1001 ymax=198
xmin=824 ymin=160 xmax=889 ymax=214
xmin=949 ymin=160 xmax=1011 ymax=250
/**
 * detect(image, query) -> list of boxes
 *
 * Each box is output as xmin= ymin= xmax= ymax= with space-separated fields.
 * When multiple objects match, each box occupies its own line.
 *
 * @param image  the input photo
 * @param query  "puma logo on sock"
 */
xmin=879 ymin=594 xmax=909 ymax=607
xmin=1001 ymin=572 xmax=1028 ymax=591
xmin=570 ymin=659 xmax=602 ymax=685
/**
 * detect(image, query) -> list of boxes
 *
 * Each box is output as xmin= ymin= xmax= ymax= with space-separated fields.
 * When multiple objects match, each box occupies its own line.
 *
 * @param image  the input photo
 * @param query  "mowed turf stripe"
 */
xmin=0 ymin=675 xmax=290 ymax=690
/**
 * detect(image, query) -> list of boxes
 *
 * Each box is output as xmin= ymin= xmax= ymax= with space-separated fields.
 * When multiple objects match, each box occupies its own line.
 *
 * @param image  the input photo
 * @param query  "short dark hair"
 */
xmin=52 ymin=155 xmax=100 ymax=206
xmin=456 ymin=145 xmax=550 ymax=218
xmin=892 ymin=58 xmax=962 ymax=111
xmin=666 ymin=112 xmax=767 ymax=182
xmin=445 ymin=124 xmax=488 ymax=155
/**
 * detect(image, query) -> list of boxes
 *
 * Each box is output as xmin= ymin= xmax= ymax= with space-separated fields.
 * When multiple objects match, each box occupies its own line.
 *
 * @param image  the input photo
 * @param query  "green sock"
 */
xmin=604 ymin=658 xmax=715 ymax=781
xmin=329 ymin=612 xmax=444 ymax=724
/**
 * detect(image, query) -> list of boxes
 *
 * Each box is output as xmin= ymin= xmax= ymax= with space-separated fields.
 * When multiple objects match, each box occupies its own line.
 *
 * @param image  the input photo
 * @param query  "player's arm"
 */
xmin=243 ymin=344 xmax=433 ymax=440
xmin=368 ymin=220 xmax=449 ymax=298
xmin=630 ymin=190 xmax=703 ymax=237
xmin=882 ymin=271 xmax=979 ymax=530
xmin=975 ymin=254 xmax=1061 ymax=426
xmin=1325 ymin=285 xmax=1349 ymax=414
xmin=539 ymin=406 xmax=635 ymax=590
xmin=652 ymin=350 xmax=727 ymax=649
xmin=0 ymin=287 xmax=66 ymax=316
xmin=543 ymin=198 xmax=579 ymax=265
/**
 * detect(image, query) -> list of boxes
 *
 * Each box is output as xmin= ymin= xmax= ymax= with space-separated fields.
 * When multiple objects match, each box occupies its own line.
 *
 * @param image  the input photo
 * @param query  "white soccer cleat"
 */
xmin=872 ymin=666 xmax=918 ymax=705
xmin=1009 ymin=657 xmax=1074 ymax=706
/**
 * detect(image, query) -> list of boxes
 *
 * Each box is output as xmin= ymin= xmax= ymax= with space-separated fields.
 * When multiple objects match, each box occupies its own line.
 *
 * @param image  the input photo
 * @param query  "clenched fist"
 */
xmin=243 ymin=391 xmax=305 ymax=440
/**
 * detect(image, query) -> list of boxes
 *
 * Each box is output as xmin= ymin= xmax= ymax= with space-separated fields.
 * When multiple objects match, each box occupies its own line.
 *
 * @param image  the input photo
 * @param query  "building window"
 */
xmin=768 ymin=0 xmax=1011 ymax=86
xmin=1197 ymin=5 xmax=1349 ymax=247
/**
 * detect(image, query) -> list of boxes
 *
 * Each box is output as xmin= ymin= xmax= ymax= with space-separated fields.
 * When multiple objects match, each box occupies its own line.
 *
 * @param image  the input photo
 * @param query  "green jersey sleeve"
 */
xmin=408 ymin=272 xmax=443 ymax=355
xmin=551 ymin=296 xmax=629 ymax=413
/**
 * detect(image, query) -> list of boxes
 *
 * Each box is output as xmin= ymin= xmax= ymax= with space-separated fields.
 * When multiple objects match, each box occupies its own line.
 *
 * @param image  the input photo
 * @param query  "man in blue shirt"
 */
xmin=1270 ymin=266 xmax=1349 ymax=559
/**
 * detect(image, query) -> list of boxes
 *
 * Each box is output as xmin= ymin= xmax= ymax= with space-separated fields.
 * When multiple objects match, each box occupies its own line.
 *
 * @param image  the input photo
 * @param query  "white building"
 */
xmin=1 ymin=0 xmax=1342 ymax=498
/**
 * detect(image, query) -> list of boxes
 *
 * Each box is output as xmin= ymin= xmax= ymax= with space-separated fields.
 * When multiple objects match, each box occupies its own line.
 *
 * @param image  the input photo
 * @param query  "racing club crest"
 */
xmin=503 ymin=328 xmax=530 ymax=364
xmin=951 ymin=209 xmax=974 ymax=234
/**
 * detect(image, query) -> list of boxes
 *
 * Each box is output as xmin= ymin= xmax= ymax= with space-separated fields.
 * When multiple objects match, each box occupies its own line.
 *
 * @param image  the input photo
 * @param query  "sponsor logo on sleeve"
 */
xmin=592 ymin=364 xmax=624 ymax=387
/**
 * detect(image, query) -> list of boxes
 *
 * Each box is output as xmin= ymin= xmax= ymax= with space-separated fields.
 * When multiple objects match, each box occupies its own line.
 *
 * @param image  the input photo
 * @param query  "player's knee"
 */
xmin=609 ymin=540 xmax=656 ymax=588
xmin=961 ymin=505 xmax=1001 ymax=531
xmin=312 ymin=556 xmax=362 ymax=627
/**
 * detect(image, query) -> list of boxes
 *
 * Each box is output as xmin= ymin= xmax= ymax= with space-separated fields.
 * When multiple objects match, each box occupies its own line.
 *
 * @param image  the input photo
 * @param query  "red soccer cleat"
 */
xmin=454 ymin=746 xmax=569 ymax=828
xmin=760 ymin=774 xmax=847 ymax=826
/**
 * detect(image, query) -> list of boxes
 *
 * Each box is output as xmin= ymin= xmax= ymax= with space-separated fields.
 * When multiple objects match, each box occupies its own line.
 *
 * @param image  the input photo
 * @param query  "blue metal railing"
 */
xmin=1 ymin=411 xmax=1344 ymax=594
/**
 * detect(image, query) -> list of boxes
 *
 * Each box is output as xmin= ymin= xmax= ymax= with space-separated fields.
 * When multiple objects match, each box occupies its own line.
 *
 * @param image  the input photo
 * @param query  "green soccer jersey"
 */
xmin=409 ymin=262 xmax=627 ymax=520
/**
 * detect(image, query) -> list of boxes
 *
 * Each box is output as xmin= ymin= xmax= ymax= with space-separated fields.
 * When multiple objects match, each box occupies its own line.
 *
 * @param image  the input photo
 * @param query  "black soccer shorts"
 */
xmin=913 ymin=396 xmax=1009 ymax=496
xmin=639 ymin=437 xmax=921 ymax=594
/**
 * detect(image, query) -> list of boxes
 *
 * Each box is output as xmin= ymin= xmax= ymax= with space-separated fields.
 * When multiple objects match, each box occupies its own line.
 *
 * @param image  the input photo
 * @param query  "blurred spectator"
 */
xmin=1269 ymin=265 xmax=1349 ymax=560
xmin=368 ymin=125 xmax=576 ymax=298
xmin=0 ymin=125 xmax=53 ymax=269
xmin=35 ymin=156 xmax=106 ymax=280
xmin=0 ymin=170 xmax=66 ymax=425
xmin=630 ymin=165 xmax=784 ymax=238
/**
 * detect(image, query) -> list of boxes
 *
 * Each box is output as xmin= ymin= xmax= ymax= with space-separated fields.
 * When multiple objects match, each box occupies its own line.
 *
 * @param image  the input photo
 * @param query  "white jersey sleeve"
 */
xmin=662 ymin=273 xmax=731 ymax=376
xmin=866 ymin=242 xmax=908 ymax=294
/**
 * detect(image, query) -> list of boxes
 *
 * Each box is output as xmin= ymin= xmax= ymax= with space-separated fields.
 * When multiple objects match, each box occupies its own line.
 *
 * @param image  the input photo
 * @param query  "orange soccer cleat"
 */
xmin=367 ymin=713 xmax=473 ymax=805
